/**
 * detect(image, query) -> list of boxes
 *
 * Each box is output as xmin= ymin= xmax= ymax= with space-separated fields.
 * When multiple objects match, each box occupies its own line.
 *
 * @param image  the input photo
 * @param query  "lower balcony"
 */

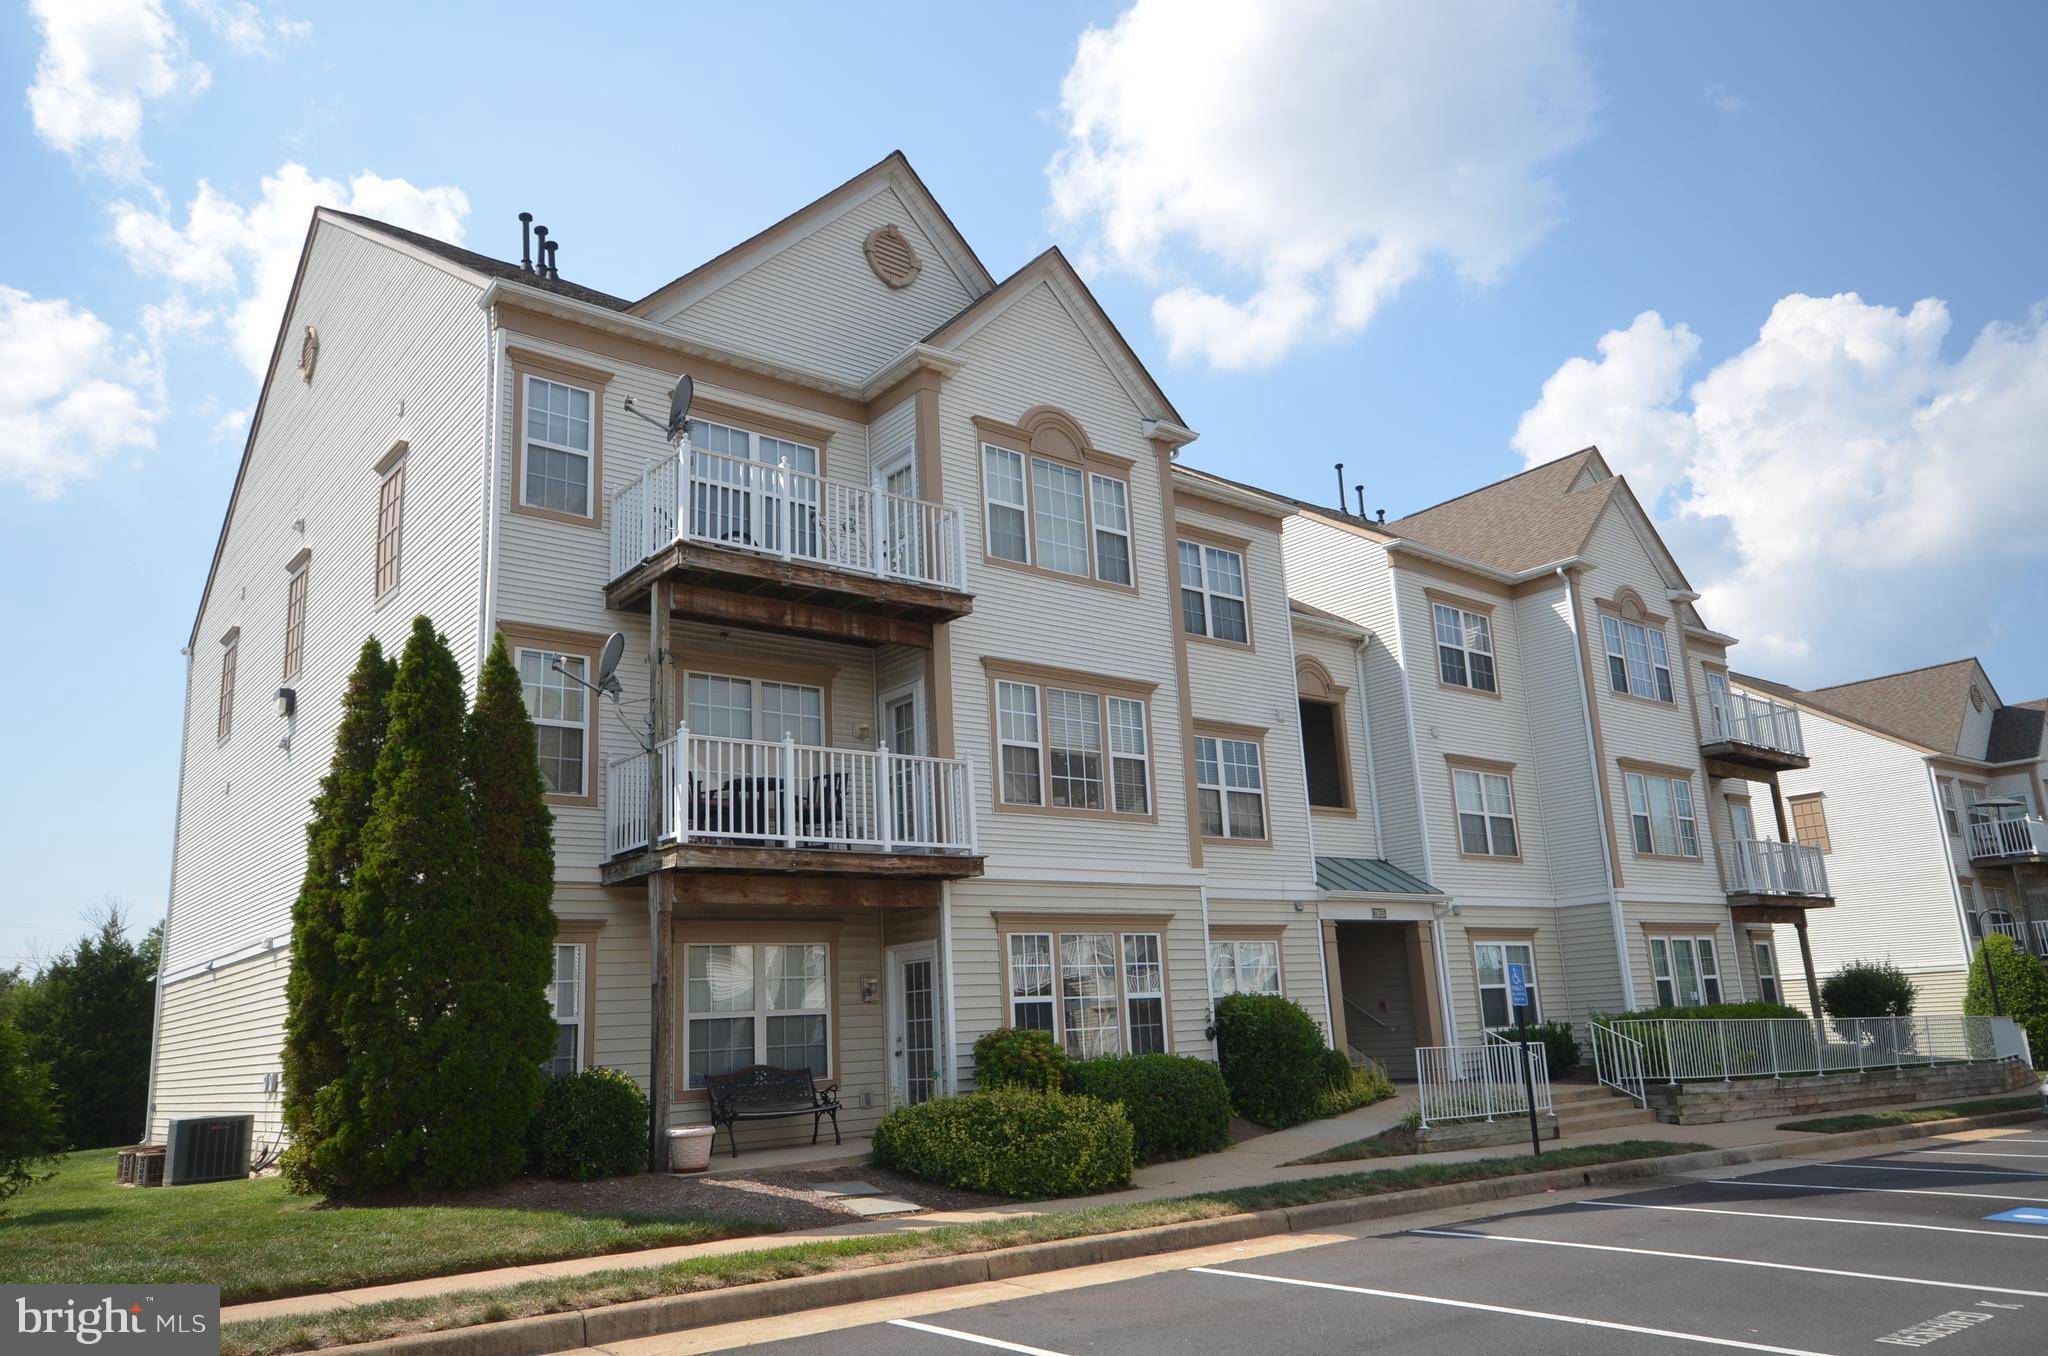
xmin=1720 ymin=838 xmax=1831 ymax=904
xmin=603 ymin=727 xmax=983 ymax=885
xmin=1966 ymin=816 xmax=2048 ymax=866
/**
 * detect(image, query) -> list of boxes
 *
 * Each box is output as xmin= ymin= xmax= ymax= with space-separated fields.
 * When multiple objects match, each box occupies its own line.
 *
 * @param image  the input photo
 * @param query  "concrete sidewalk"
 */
xmin=217 ymin=1086 xmax=2028 ymax=1326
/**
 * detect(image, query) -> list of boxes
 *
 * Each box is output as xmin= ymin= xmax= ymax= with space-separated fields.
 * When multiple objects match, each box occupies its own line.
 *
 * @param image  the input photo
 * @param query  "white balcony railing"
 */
xmin=1703 ymin=688 xmax=1806 ymax=758
xmin=606 ymin=724 xmax=977 ymax=859
xmin=1965 ymin=816 xmax=2048 ymax=861
xmin=1719 ymin=837 xmax=1830 ymax=898
xmin=609 ymin=441 xmax=967 ymax=591
xmin=2034 ymin=920 xmax=2048 ymax=956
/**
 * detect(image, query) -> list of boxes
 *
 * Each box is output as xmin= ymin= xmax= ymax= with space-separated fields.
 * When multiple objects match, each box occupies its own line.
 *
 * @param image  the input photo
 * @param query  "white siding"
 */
xmin=150 ymin=948 xmax=289 ymax=1141
xmin=1515 ymin=582 xmax=1608 ymax=906
xmin=1438 ymin=908 xmax=1571 ymax=1040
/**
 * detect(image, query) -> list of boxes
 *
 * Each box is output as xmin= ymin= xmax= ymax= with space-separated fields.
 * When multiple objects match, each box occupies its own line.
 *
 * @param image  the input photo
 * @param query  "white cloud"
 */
xmin=209 ymin=403 xmax=250 ymax=443
xmin=181 ymin=1 xmax=311 ymax=58
xmin=111 ymin=164 xmax=469 ymax=375
xmin=1704 ymin=82 xmax=1746 ymax=114
xmin=1515 ymin=295 xmax=2048 ymax=680
xmin=1048 ymin=0 xmax=1596 ymax=370
xmin=25 ymin=0 xmax=212 ymax=180
xmin=0 ymin=285 xmax=164 ymax=499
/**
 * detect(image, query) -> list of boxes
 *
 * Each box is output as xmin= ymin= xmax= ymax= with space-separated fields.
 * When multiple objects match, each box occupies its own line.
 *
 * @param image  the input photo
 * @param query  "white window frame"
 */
xmin=1030 ymin=455 xmax=1090 ymax=576
xmin=1045 ymin=687 xmax=1105 ymax=811
xmin=545 ymin=942 xmax=586 ymax=1076
xmin=1474 ymin=941 xmax=1540 ymax=1030
xmin=521 ymin=374 xmax=596 ymax=517
xmin=1433 ymin=603 xmax=1497 ymax=693
xmin=1179 ymin=540 xmax=1249 ymax=643
xmin=1090 ymin=473 xmax=1132 ymax=586
xmin=1650 ymin=935 xmax=1724 ymax=1009
xmin=980 ymin=442 xmax=1134 ymax=587
xmin=1727 ymin=798 xmax=1756 ymax=842
xmin=1603 ymin=614 xmax=1675 ymax=702
xmin=682 ymin=942 xmax=832 ymax=1088
xmin=995 ymin=679 xmax=1045 ymax=806
xmin=1195 ymin=735 xmax=1267 ymax=841
xmin=375 ymin=458 xmax=405 ymax=600
xmin=684 ymin=670 xmax=826 ymax=747
xmin=1452 ymin=766 xmax=1519 ymax=857
xmin=1625 ymin=770 xmax=1700 ymax=858
xmin=1004 ymin=929 xmax=1168 ymax=1058
xmin=981 ymin=443 xmax=1031 ymax=566
xmin=994 ymin=679 xmax=1153 ymax=818
xmin=517 ymin=647 xmax=590 ymax=797
xmin=1752 ymin=938 xmax=1780 ymax=1005
xmin=1107 ymin=696 xmax=1150 ymax=816
xmin=1208 ymin=939 xmax=1282 ymax=997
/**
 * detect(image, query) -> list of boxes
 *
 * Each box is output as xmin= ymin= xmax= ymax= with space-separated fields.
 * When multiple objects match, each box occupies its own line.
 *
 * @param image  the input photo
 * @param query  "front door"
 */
xmin=888 ymin=943 xmax=939 ymax=1106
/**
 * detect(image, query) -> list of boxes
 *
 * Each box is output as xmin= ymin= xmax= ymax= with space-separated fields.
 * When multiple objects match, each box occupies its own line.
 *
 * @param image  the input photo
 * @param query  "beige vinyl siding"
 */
xmin=1515 ymin=582 xmax=1609 ymax=906
xmin=164 ymin=220 xmax=488 ymax=978
xmin=1283 ymin=517 xmax=1425 ymax=878
xmin=939 ymin=279 xmax=1193 ymax=882
xmin=651 ymin=184 xmax=978 ymax=386
xmin=1181 ymin=500 xmax=1316 ymax=897
xmin=1291 ymin=625 xmax=1380 ymax=860
xmin=150 ymin=949 xmax=289 ymax=1141
xmin=1557 ymin=901 xmax=1626 ymax=1023
xmin=1436 ymin=908 xmax=1570 ymax=1044
xmin=1621 ymin=903 xmax=1745 ymax=1010
xmin=867 ymin=397 xmax=918 ymax=490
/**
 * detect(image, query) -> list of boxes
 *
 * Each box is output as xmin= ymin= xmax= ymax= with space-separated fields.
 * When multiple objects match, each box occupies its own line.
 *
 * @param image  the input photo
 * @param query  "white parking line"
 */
xmin=1822 ymin=1161 xmax=2048 ymax=1180
xmin=1921 ymin=1149 xmax=2048 ymax=1161
xmin=1410 ymin=1228 xmax=2048 ymax=1298
xmin=1582 ymin=1199 xmax=2048 ymax=1241
xmin=1711 ymin=1179 xmax=2048 ymax=1204
xmin=886 ymin=1318 xmax=1071 ymax=1356
xmin=1189 ymin=1267 xmax=1837 ymax=1355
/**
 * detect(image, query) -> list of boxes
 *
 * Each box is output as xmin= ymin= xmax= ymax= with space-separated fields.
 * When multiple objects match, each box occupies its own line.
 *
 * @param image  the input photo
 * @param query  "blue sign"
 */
xmin=1985 ymin=1208 xmax=2048 ymax=1226
xmin=1507 ymin=963 xmax=1530 ymax=1010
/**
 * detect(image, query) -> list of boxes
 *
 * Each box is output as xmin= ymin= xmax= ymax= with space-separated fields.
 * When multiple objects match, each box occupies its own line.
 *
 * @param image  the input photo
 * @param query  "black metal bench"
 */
xmin=702 ymin=1065 xmax=840 ymax=1158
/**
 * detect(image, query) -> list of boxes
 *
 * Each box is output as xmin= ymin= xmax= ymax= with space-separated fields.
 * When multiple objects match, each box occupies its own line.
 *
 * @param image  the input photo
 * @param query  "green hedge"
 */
xmin=1317 ymin=1062 xmax=1397 ymax=1118
xmin=1065 ymin=1054 xmax=1230 ymax=1162
xmin=1593 ymin=1001 xmax=1806 ymax=1025
xmin=526 ymin=1067 xmax=648 ymax=1180
xmin=971 ymin=1027 xmax=1069 ymax=1092
xmin=1499 ymin=1021 xmax=1582 ymax=1078
xmin=872 ymin=1087 xmax=1133 ymax=1198
xmin=1213 ymin=993 xmax=1335 ymax=1129
xmin=1966 ymin=935 xmax=2048 ymax=1066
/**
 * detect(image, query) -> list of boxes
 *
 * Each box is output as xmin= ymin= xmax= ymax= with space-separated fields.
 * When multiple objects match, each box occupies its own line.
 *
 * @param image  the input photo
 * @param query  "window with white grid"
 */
xmin=684 ymin=942 xmax=830 ymax=1086
xmin=517 ymin=648 xmax=587 ymax=796
xmin=523 ymin=376 xmax=594 ymax=516
xmin=1195 ymin=735 xmax=1266 ymax=840
xmin=1603 ymin=614 xmax=1674 ymax=702
xmin=1003 ymin=930 xmax=1168 ymax=1059
xmin=1434 ymin=603 xmax=1497 ymax=693
xmin=545 ymin=943 xmax=584 ymax=1076
xmin=1626 ymin=770 xmax=1699 ymax=857
xmin=1208 ymin=939 xmax=1282 ymax=997
xmin=1179 ymin=540 xmax=1248 ymax=643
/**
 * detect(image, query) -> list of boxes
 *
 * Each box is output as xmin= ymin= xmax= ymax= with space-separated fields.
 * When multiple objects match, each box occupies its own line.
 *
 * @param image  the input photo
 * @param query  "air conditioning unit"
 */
xmin=164 ymin=1115 xmax=254 ymax=1186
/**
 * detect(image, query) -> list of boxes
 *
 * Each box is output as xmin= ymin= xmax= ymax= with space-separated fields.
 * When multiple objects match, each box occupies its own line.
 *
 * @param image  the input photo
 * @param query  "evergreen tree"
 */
xmin=279 ymin=637 xmax=392 ymax=1193
xmin=1965 ymin=934 xmax=2048 ymax=1064
xmin=0 ymin=1007 xmax=61 ymax=1209
xmin=428 ymin=636 xmax=559 ymax=1187
xmin=11 ymin=904 xmax=156 ymax=1149
xmin=320 ymin=617 xmax=480 ymax=1192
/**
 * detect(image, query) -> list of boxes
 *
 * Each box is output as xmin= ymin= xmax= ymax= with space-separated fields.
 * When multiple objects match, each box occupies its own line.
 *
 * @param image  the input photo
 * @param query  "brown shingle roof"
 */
xmin=1379 ymin=447 xmax=1617 ymax=573
xmin=1797 ymin=659 xmax=1986 ymax=756
xmin=327 ymin=210 xmax=635 ymax=312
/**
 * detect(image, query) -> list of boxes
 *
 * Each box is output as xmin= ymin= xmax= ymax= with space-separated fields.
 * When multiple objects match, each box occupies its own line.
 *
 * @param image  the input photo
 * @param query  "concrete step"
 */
xmin=1554 ymin=1107 xmax=1660 ymax=1134
xmin=1550 ymin=1084 xmax=1621 ymax=1105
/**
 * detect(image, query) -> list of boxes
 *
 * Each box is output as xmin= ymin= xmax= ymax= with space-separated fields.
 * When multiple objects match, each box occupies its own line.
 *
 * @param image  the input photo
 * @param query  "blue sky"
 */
xmin=4 ymin=1 xmax=2046 ymax=960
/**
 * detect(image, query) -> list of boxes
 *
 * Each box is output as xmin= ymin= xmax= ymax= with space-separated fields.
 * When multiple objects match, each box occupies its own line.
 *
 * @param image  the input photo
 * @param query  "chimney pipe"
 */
xmin=542 ymin=239 xmax=559 ymax=281
xmin=533 ymin=224 xmax=549 ymax=278
xmin=518 ymin=212 xmax=533 ymax=272
xmin=1334 ymin=463 xmax=1346 ymax=514
xmin=1376 ymin=509 xmax=1386 ymax=524
xmin=1354 ymin=485 xmax=1365 ymax=517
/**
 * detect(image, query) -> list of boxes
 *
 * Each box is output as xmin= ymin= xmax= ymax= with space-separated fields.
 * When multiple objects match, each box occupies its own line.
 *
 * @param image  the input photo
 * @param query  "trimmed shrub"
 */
xmin=1316 ymin=1061 xmax=1398 ymax=1118
xmin=1065 ymin=1054 xmax=1230 ymax=1162
xmin=1593 ymin=1001 xmax=1806 ymax=1025
xmin=1213 ymin=993 xmax=1332 ymax=1129
xmin=1500 ymin=1021 xmax=1582 ymax=1078
xmin=1820 ymin=959 xmax=1917 ymax=1041
xmin=527 ymin=1068 xmax=649 ymax=1180
xmin=0 ymin=1011 xmax=60 ymax=1209
xmin=872 ymin=1087 xmax=1133 ymax=1197
xmin=972 ymin=1027 xmax=1068 ymax=1092
xmin=1965 ymin=935 xmax=2048 ymax=1066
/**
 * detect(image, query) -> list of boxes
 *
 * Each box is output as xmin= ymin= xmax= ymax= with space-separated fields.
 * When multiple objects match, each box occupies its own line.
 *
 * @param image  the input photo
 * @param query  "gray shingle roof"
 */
xmin=1315 ymin=857 xmax=1440 ymax=896
xmin=328 ymin=210 xmax=635 ymax=312
xmin=1987 ymin=703 xmax=2046 ymax=763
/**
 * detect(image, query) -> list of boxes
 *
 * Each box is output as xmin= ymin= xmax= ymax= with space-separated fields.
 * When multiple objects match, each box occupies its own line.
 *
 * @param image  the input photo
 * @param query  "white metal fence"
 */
xmin=609 ymin=441 xmax=967 ymax=590
xmin=606 ymin=724 xmax=978 ymax=858
xmin=1966 ymin=815 xmax=2048 ymax=862
xmin=1589 ymin=1021 xmax=1648 ymax=1107
xmin=1719 ymin=838 xmax=1830 ymax=897
xmin=1704 ymin=688 xmax=1806 ymax=757
xmin=1593 ymin=1014 xmax=2031 ymax=1085
xmin=1416 ymin=1039 xmax=1552 ymax=1127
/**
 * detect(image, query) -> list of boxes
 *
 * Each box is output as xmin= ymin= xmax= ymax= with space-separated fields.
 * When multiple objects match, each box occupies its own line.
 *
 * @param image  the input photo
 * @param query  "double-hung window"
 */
xmin=1195 ymin=734 xmax=1266 ymax=840
xmin=1031 ymin=457 xmax=1089 ymax=575
xmin=1625 ymin=770 xmax=1699 ymax=857
xmin=545 ymin=943 xmax=585 ymax=1076
xmin=1433 ymin=603 xmax=1496 ymax=692
xmin=1005 ymin=930 xmax=1168 ymax=1057
xmin=1752 ymin=938 xmax=1780 ymax=1005
xmin=524 ymin=375 xmax=594 ymax=516
xmin=993 ymin=677 xmax=1151 ymax=816
xmin=1208 ymin=939 xmax=1282 ymax=997
xmin=1650 ymin=935 xmax=1722 ymax=1008
xmin=1474 ymin=941 xmax=1539 ymax=1029
xmin=282 ymin=561 xmax=308 ymax=683
xmin=684 ymin=942 xmax=830 ymax=1086
xmin=687 ymin=417 xmax=821 ymax=554
xmin=1452 ymin=765 xmax=1519 ymax=857
xmin=518 ymin=648 xmax=589 ymax=797
xmin=979 ymin=440 xmax=1133 ymax=586
xmin=685 ymin=672 xmax=825 ymax=745
xmin=1603 ymin=615 xmax=1674 ymax=701
xmin=375 ymin=458 xmax=405 ymax=599
xmin=1091 ymin=475 xmax=1132 ymax=585
xmin=983 ymin=445 xmax=1030 ymax=564
xmin=1179 ymin=540 xmax=1249 ymax=643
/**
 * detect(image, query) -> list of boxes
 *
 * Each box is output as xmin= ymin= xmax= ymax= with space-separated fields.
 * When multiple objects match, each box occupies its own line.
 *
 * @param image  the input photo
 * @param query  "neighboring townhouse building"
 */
xmin=1275 ymin=449 xmax=1831 ymax=1050
xmin=1730 ymin=661 xmax=2048 ymax=1010
xmin=146 ymin=153 xmax=1329 ymax=1148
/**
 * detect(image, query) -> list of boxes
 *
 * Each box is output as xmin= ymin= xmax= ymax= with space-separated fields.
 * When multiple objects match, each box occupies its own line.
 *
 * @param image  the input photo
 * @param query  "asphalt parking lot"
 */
xmin=709 ymin=1124 xmax=2048 ymax=1355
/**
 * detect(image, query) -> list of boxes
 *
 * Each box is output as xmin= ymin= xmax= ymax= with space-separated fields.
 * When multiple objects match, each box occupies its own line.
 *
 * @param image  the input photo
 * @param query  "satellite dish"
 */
xmin=597 ymin=631 xmax=625 ymax=695
xmin=665 ymin=374 xmax=695 ymax=441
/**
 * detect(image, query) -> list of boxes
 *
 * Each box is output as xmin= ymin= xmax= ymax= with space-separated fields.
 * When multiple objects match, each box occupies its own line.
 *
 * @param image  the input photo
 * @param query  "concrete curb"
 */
xmin=263 ymin=1107 xmax=2044 ymax=1356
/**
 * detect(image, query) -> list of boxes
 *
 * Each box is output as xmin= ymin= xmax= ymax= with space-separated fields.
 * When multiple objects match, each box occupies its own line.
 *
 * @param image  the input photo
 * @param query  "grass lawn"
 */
xmin=222 ymin=1139 xmax=1706 ymax=1356
xmin=1778 ymin=1096 xmax=2045 ymax=1134
xmin=0 ymin=1150 xmax=776 ymax=1304
xmin=1288 ymin=1125 xmax=1428 ymax=1165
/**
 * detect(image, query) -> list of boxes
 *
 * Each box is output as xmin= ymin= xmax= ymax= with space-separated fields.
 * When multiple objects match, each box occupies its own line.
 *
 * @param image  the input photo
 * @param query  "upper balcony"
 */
xmin=1720 ymin=837 xmax=1831 ymax=906
xmin=602 ymin=725 xmax=983 ymax=886
xmin=606 ymin=444 xmax=973 ymax=635
xmin=1699 ymin=688 xmax=1810 ymax=776
xmin=1965 ymin=815 xmax=2048 ymax=866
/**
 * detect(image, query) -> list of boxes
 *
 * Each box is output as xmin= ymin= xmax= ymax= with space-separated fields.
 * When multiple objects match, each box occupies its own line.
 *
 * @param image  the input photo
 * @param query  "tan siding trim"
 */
xmin=1155 ymin=439 xmax=1203 ymax=869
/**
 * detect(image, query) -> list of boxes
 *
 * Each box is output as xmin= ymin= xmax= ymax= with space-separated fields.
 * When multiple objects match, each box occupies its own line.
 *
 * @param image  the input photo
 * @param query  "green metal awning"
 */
xmin=1315 ymin=856 xmax=1440 ymax=896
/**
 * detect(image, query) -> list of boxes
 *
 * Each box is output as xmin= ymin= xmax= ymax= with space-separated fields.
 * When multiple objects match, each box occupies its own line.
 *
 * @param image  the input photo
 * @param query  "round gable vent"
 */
xmin=864 ymin=225 xmax=922 ymax=290
xmin=298 ymin=325 xmax=320 ymax=382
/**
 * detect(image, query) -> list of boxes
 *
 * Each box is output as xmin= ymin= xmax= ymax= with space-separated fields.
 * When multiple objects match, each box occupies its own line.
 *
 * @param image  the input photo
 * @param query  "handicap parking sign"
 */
xmin=1507 ymin=963 xmax=1529 ymax=1010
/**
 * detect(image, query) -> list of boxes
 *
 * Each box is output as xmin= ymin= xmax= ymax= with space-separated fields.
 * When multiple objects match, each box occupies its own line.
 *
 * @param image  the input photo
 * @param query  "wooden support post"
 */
xmin=1768 ymin=775 xmax=1793 ymax=843
xmin=1794 ymin=914 xmax=1824 ymax=1024
xmin=646 ymin=583 xmax=675 ymax=1169
xmin=1322 ymin=921 xmax=1347 ymax=1059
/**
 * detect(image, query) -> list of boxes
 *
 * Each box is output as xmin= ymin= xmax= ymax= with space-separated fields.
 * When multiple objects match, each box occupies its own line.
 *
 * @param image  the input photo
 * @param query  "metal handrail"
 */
xmin=1344 ymin=996 xmax=1395 ymax=1032
xmin=1588 ymin=1020 xmax=1648 ymax=1107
